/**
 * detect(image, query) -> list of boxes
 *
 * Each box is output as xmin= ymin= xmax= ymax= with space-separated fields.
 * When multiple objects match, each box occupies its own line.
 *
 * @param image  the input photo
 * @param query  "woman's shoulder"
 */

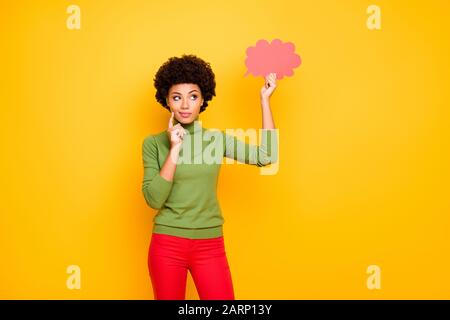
xmin=143 ymin=130 xmax=168 ymax=146
xmin=202 ymin=126 xmax=227 ymax=135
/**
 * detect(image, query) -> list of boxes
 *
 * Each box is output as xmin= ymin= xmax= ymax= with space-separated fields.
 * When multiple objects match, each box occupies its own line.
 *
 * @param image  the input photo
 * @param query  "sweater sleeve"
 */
xmin=223 ymin=129 xmax=278 ymax=167
xmin=142 ymin=135 xmax=173 ymax=210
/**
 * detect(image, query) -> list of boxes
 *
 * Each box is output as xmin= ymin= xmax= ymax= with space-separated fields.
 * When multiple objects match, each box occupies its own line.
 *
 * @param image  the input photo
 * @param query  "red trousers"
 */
xmin=148 ymin=232 xmax=235 ymax=300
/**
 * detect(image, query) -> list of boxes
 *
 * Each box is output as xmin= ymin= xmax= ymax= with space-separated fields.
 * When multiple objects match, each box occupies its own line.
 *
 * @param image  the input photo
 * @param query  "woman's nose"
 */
xmin=180 ymin=99 xmax=189 ymax=109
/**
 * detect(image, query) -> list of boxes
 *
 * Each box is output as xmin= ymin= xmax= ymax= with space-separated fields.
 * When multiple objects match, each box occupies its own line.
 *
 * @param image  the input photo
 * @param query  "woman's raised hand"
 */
xmin=260 ymin=72 xmax=277 ymax=101
xmin=167 ymin=112 xmax=186 ymax=149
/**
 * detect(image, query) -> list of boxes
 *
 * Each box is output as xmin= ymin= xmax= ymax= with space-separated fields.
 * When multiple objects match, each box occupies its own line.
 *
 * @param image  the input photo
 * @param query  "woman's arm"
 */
xmin=222 ymin=73 xmax=279 ymax=166
xmin=260 ymin=73 xmax=277 ymax=129
xmin=261 ymin=99 xmax=275 ymax=129
xmin=142 ymin=136 xmax=173 ymax=210
xmin=142 ymin=112 xmax=186 ymax=210
xmin=159 ymin=144 xmax=181 ymax=181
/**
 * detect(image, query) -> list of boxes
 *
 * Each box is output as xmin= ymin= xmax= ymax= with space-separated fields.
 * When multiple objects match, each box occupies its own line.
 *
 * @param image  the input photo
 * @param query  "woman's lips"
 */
xmin=179 ymin=112 xmax=192 ymax=118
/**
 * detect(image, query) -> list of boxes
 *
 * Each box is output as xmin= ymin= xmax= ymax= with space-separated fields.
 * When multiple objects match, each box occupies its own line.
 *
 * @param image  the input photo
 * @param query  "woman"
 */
xmin=142 ymin=54 xmax=278 ymax=300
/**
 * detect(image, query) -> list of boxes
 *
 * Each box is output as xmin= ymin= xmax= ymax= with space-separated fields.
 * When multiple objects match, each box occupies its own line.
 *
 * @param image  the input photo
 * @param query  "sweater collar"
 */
xmin=173 ymin=115 xmax=203 ymax=134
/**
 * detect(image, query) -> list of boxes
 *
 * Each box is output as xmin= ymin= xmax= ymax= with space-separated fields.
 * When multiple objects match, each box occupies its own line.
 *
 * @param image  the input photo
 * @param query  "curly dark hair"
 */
xmin=153 ymin=54 xmax=216 ymax=113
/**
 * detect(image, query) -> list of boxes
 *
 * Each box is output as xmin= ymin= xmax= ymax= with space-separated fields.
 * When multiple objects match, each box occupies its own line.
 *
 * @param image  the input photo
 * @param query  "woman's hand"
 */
xmin=260 ymin=72 xmax=277 ymax=101
xmin=167 ymin=112 xmax=186 ymax=150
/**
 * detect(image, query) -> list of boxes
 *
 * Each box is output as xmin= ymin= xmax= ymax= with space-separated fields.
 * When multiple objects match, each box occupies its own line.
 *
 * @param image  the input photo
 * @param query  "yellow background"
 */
xmin=1 ymin=0 xmax=449 ymax=299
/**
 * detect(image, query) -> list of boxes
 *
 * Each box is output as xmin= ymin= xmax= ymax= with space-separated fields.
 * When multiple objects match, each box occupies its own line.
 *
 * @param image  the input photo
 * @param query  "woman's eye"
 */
xmin=172 ymin=95 xmax=197 ymax=101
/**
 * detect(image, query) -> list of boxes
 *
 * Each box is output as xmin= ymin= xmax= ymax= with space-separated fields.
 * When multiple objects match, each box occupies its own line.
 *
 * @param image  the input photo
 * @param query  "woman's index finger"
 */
xmin=168 ymin=112 xmax=174 ymax=128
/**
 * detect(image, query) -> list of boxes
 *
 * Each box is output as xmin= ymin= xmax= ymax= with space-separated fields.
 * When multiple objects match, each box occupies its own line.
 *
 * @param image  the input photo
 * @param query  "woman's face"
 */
xmin=166 ymin=83 xmax=204 ymax=124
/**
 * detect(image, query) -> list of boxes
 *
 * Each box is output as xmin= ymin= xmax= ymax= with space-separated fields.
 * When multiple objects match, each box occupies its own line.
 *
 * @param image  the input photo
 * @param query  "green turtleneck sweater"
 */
xmin=141 ymin=117 xmax=278 ymax=239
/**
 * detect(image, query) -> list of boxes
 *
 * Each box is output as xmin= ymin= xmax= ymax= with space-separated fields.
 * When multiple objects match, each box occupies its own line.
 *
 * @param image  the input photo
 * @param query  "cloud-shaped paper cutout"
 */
xmin=244 ymin=39 xmax=301 ymax=80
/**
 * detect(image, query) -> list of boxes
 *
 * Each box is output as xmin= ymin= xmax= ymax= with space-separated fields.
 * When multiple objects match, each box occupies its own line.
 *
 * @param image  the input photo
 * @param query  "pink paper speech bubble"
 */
xmin=244 ymin=39 xmax=301 ymax=80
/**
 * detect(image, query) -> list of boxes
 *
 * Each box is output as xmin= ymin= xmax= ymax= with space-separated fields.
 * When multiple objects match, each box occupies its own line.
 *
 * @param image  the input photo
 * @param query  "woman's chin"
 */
xmin=177 ymin=116 xmax=193 ymax=124
xmin=176 ymin=118 xmax=188 ymax=123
